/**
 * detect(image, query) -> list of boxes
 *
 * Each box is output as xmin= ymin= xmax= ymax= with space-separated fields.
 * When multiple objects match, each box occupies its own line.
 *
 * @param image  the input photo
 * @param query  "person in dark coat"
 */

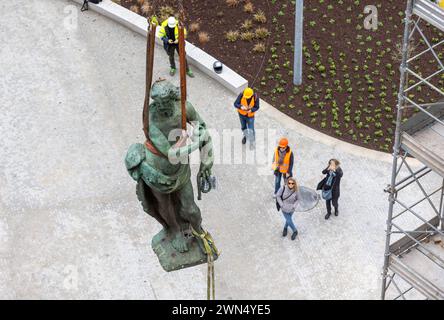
xmin=316 ymin=159 xmax=343 ymax=220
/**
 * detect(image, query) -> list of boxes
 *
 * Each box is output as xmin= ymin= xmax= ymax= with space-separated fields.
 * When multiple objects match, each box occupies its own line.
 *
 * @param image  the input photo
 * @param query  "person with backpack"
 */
xmin=317 ymin=159 xmax=343 ymax=220
xmin=276 ymin=177 xmax=300 ymax=240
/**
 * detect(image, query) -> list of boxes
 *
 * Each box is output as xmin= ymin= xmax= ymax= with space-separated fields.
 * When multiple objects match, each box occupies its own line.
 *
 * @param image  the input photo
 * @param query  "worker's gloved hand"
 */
xmin=168 ymin=39 xmax=174 ymax=44
xmin=174 ymin=39 xmax=179 ymax=44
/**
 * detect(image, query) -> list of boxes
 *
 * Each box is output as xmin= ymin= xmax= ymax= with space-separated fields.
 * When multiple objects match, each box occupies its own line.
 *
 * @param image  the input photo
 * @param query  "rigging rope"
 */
xmin=191 ymin=226 xmax=219 ymax=300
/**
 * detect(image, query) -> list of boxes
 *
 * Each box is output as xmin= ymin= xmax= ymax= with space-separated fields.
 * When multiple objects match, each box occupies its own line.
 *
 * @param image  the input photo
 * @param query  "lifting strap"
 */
xmin=143 ymin=16 xmax=187 ymax=153
xmin=143 ymin=21 xmax=157 ymax=141
xmin=178 ymin=23 xmax=187 ymax=130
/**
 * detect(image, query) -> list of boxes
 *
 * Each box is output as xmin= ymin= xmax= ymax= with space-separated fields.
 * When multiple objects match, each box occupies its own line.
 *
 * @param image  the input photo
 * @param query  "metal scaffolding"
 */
xmin=381 ymin=0 xmax=444 ymax=300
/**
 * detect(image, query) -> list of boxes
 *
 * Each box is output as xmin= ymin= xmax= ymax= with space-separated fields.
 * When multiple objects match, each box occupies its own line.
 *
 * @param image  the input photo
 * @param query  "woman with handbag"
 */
xmin=276 ymin=177 xmax=300 ymax=240
xmin=317 ymin=159 xmax=343 ymax=220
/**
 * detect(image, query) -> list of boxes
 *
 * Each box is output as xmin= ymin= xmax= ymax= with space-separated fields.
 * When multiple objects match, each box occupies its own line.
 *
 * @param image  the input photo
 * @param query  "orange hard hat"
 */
xmin=243 ymin=87 xmax=254 ymax=99
xmin=278 ymin=138 xmax=288 ymax=148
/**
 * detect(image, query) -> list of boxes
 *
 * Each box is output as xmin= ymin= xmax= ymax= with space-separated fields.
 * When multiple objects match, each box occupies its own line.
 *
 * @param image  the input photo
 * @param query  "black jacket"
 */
xmin=317 ymin=167 xmax=343 ymax=200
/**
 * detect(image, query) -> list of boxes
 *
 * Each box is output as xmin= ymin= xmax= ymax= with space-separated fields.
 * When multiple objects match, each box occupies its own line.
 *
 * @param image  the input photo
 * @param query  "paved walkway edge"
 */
xmin=260 ymin=99 xmax=421 ymax=165
xmin=71 ymin=0 xmax=418 ymax=166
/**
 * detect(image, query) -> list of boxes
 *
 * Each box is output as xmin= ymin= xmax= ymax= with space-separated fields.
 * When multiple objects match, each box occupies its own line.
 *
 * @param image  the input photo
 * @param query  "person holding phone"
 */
xmin=158 ymin=17 xmax=194 ymax=77
xmin=317 ymin=159 xmax=343 ymax=220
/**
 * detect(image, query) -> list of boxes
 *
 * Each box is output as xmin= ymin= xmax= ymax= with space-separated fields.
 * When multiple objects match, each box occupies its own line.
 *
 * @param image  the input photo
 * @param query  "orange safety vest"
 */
xmin=238 ymin=95 xmax=256 ymax=118
xmin=272 ymin=148 xmax=292 ymax=173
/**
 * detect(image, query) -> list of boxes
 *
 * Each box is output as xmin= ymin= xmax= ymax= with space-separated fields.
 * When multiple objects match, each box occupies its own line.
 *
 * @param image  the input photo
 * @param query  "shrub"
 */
xmin=241 ymin=19 xmax=253 ymax=30
xmin=253 ymin=10 xmax=267 ymax=23
xmin=130 ymin=5 xmax=140 ymax=14
xmin=198 ymin=32 xmax=210 ymax=44
xmin=141 ymin=2 xmax=152 ymax=15
xmin=253 ymin=43 xmax=266 ymax=53
xmin=226 ymin=0 xmax=240 ymax=7
xmin=159 ymin=6 xmax=177 ymax=21
xmin=240 ymin=31 xmax=255 ymax=41
xmin=189 ymin=22 xmax=200 ymax=33
xmin=225 ymin=31 xmax=239 ymax=42
xmin=244 ymin=2 xmax=254 ymax=13
xmin=255 ymin=27 xmax=270 ymax=39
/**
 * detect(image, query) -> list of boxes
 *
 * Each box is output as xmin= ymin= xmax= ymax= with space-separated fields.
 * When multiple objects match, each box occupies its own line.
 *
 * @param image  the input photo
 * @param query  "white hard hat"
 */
xmin=167 ymin=17 xmax=177 ymax=28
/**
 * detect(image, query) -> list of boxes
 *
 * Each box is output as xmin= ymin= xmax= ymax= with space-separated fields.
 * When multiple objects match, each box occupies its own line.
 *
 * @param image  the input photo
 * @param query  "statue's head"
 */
xmin=151 ymin=79 xmax=180 ymax=102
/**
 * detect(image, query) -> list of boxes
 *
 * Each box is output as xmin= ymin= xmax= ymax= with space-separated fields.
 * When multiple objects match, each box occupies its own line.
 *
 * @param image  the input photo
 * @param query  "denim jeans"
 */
xmin=282 ymin=212 xmax=297 ymax=232
xmin=274 ymin=172 xmax=283 ymax=194
xmin=238 ymin=114 xmax=255 ymax=143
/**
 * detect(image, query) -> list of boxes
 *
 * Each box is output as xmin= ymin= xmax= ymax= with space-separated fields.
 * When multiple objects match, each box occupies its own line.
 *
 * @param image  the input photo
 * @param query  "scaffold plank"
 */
xmin=389 ymin=255 xmax=444 ymax=299
xmin=389 ymin=216 xmax=440 ymax=255
xmin=414 ymin=0 xmax=444 ymax=32
xmin=401 ymin=132 xmax=444 ymax=177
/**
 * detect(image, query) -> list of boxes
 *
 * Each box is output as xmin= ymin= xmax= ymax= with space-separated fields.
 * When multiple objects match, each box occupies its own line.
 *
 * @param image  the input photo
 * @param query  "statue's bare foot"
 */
xmin=171 ymin=232 xmax=188 ymax=253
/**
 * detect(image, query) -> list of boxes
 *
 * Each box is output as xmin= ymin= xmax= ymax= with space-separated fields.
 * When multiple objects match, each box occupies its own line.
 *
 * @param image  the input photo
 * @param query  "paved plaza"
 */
xmin=0 ymin=0 xmax=441 ymax=299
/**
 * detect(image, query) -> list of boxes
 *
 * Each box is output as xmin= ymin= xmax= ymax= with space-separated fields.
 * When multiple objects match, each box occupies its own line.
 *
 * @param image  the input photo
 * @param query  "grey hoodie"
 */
xmin=276 ymin=186 xmax=299 ymax=214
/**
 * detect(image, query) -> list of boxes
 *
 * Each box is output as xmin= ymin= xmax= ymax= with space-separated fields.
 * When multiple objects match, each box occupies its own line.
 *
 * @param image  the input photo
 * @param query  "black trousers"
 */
xmin=326 ymin=197 xmax=339 ymax=214
xmin=167 ymin=44 xmax=189 ymax=70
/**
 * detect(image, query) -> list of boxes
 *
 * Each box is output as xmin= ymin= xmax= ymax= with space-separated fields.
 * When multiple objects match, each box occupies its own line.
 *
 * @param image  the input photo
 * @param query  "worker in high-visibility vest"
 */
xmin=158 ymin=17 xmax=194 ymax=77
xmin=439 ymin=0 xmax=444 ymax=9
xmin=233 ymin=87 xmax=260 ymax=150
xmin=272 ymin=138 xmax=294 ymax=196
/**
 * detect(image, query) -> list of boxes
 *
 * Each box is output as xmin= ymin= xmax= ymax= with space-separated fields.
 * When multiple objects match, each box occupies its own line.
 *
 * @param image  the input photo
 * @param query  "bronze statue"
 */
xmin=125 ymin=80 xmax=217 ymax=271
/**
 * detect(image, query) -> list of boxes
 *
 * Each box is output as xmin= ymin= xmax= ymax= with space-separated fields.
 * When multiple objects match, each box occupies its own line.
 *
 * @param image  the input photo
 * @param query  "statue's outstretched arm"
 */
xmin=163 ymin=102 xmax=214 ymax=175
xmin=149 ymin=124 xmax=172 ymax=157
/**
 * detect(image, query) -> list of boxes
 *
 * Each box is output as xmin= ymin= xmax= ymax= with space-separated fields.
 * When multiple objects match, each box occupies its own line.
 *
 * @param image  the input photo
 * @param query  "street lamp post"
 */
xmin=293 ymin=0 xmax=303 ymax=85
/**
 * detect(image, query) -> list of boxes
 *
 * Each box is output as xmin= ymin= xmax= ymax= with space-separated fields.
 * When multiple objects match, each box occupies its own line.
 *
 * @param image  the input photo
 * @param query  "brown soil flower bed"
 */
xmin=120 ymin=0 xmax=444 ymax=152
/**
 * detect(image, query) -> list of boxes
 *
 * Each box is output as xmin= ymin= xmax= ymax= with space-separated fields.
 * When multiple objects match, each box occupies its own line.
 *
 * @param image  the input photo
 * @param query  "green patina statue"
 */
xmin=125 ymin=79 xmax=217 ymax=271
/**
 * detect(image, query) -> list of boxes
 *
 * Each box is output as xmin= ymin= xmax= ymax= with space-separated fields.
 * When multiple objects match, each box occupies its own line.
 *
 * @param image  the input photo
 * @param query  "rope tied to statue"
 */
xmin=191 ymin=226 xmax=219 ymax=300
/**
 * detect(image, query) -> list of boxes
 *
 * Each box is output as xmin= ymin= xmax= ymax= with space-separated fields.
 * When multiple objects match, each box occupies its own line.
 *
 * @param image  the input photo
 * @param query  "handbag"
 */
xmin=322 ymin=189 xmax=332 ymax=201
xmin=321 ymin=171 xmax=336 ymax=200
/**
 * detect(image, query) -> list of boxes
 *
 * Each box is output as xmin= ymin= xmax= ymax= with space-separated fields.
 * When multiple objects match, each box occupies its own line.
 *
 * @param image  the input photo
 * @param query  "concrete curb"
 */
xmin=71 ymin=0 xmax=248 ymax=94
xmin=260 ymin=99 xmax=421 ymax=165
